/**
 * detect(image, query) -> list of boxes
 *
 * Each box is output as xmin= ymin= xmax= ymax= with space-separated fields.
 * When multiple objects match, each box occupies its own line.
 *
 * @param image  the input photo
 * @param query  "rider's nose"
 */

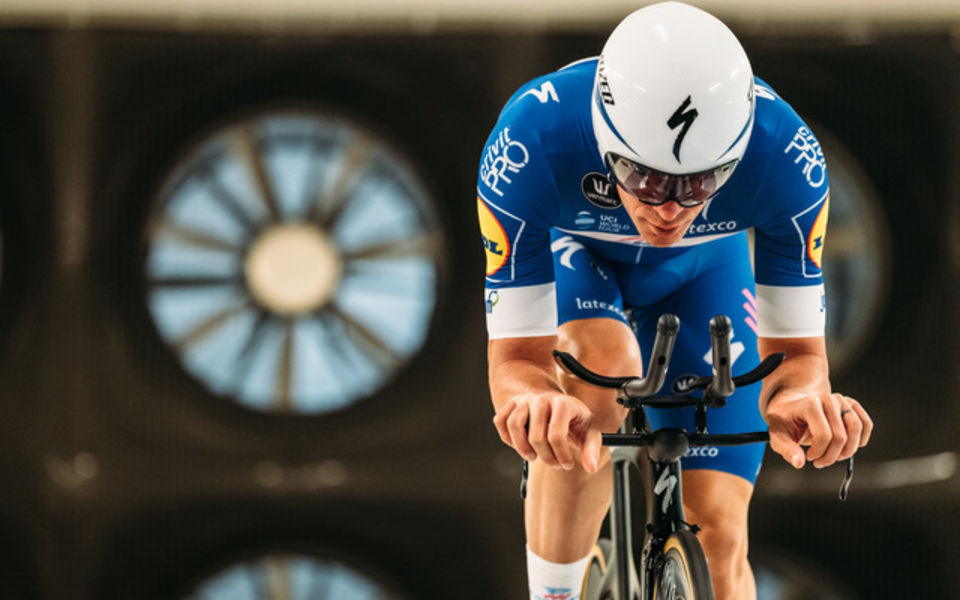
xmin=654 ymin=201 xmax=684 ymax=221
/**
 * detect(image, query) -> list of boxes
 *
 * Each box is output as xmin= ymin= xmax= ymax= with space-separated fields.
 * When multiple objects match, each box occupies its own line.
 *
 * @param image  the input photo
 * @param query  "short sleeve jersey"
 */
xmin=477 ymin=58 xmax=829 ymax=340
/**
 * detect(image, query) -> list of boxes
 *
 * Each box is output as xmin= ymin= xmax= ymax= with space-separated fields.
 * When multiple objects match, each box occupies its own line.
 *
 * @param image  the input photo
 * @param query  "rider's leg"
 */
xmin=681 ymin=469 xmax=756 ymax=600
xmin=683 ymin=469 xmax=757 ymax=600
xmin=525 ymin=317 xmax=639 ymax=562
xmin=529 ymin=234 xmax=641 ymax=570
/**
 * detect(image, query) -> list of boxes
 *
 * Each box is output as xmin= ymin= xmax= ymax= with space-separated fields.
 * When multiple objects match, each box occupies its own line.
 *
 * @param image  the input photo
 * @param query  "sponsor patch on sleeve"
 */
xmin=477 ymin=196 xmax=526 ymax=282
xmin=807 ymin=193 xmax=829 ymax=269
xmin=784 ymin=126 xmax=827 ymax=189
xmin=790 ymin=190 xmax=829 ymax=277
xmin=479 ymin=127 xmax=530 ymax=198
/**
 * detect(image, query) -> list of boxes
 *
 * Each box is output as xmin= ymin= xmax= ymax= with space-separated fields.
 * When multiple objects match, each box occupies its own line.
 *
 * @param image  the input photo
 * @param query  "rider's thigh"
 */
xmin=550 ymin=231 xmax=641 ymax=432
xmin=556 ymin=318 xmax=640 ymax=432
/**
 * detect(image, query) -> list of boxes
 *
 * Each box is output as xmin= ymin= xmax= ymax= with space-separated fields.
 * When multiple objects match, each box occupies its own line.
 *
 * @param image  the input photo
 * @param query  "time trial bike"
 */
xmin=550 ymin=313 xmax=853 ymax=600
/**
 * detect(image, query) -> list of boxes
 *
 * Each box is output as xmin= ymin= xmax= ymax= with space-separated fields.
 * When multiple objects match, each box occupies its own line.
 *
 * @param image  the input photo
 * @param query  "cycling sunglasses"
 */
xmin=605 ymin=153 xmax=740 ymax=208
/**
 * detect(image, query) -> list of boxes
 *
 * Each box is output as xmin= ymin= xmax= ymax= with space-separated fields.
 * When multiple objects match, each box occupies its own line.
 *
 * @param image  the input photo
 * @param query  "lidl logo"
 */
xmin=478 ymin=197 xmax=510 ymax=276
xmin=790 ymin=191 xmax=829 ymax=278
xmin=807 ymin=193 xmax=829 ymax=269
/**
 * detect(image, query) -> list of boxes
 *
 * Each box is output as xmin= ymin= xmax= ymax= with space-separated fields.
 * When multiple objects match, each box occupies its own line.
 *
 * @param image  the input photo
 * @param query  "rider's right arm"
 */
xmin=488 ymin=336 xmax=601 ymax=472
xmin=487 ymin=335 xmax=563 ymax=414
xmin=479 ymin=72 xmax=603 ymax=471
xmin=478 ymin=86 xmax=562 ymax=338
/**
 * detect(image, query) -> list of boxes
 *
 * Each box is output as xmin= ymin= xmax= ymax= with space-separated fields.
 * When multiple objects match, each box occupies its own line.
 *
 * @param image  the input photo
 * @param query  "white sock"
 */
xmin=526 ymin=545 xmax=591 ymax=600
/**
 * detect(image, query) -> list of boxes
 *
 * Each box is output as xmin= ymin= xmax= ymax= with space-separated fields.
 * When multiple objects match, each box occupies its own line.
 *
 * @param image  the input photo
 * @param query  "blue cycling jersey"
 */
xmin=478 ymin=58 xmax=829 ymax=341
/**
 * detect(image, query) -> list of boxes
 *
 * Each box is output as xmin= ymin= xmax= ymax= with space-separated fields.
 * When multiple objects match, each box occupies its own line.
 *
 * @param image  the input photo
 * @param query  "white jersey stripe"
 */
xmin=554 ymin=227 xmax=739 ymax=248
xmin=755 ymin=283 xmax=826 ymax=338
xmin=485 ymin=283 xmax=557 ymax=339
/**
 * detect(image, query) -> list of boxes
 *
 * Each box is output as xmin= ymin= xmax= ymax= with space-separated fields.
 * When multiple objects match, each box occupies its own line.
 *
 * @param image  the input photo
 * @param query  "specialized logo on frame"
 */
xmin=654 ymin=467 xmax=678 ymax=513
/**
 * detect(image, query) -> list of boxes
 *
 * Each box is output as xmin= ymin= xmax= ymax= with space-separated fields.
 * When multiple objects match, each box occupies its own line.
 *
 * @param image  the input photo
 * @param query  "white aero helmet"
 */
xmin=592 ymin=1 xmax=755 ymax=176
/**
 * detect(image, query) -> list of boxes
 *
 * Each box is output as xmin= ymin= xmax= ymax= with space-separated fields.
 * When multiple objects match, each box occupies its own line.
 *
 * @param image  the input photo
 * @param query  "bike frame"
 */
xmin=605 ymin=404 xmax=698 ymax=600
xmin=558 ymin=314 xmax=785 ymax=600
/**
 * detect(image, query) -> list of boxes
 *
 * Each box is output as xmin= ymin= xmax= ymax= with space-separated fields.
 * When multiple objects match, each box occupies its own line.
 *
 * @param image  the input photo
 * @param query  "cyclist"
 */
xmin=477 ymin=2 xmax=874 ymax=599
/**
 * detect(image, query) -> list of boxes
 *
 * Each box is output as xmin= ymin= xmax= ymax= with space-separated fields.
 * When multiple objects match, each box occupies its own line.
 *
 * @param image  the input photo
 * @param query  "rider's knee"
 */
xmin=556 ymin=319 xmax=640 ymax=431
xmin=584 ymin=394 xmax=629 ymax=433
xmin=692 ymin=514 xmax=748 ymax=571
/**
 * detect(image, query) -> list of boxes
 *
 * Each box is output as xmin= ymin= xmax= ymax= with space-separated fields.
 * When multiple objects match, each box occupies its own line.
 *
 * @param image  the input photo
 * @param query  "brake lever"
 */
xmin=839 ymin=456 xmax=854 ymax=501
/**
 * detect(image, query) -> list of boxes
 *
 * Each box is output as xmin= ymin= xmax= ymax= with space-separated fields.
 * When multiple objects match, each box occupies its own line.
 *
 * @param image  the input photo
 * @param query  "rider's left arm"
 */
xmin=757 ymin=336 xmax=873 ymax=469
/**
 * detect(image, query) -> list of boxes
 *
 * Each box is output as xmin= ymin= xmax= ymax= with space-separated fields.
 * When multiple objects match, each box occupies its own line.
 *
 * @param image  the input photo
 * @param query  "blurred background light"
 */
xmin=144 ymin=109 xmax=443 ymax=414
xmin=183 ymin=553 xmax=401 ymax=600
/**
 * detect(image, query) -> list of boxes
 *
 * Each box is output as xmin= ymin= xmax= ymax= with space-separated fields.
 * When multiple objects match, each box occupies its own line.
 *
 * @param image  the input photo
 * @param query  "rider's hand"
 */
xmin=492 ymin=392 xmax=602 ymax=473
xmin=765 ymin=391 xmax=873 ymax=469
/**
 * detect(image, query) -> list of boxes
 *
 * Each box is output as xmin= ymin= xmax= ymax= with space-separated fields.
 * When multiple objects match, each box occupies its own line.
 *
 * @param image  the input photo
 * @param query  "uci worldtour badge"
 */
xmin=580 ymin=172 xmax=622 ymax=209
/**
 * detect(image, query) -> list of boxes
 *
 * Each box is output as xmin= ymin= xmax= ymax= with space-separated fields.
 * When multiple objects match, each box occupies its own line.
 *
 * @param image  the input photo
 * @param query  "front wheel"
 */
xmin=581 ymin=538 xmax=612 ymax=600
xmin=652 ymin=530 xmax=714 ymax=600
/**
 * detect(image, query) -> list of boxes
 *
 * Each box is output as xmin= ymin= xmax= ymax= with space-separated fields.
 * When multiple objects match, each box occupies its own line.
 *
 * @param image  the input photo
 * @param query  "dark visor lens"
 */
xmin=606 ymin=154 xmax=739 ymax=208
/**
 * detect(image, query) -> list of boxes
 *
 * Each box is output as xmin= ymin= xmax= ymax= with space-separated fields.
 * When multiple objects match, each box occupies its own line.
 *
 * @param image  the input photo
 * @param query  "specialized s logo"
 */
xmin=807 ymin=193 xmax=829 ymax=269
xmin=550 ymin=235 xmax=585 ymax=271
xmin=478 ymin=198 xmax=510 ymax=276
xmin=654 ymin=468 xmax=678 ymax=513
xmin=521 ymin=81 xmax=560 ymax=104
xmin=667 ymin=96 xmax=699 ymax=163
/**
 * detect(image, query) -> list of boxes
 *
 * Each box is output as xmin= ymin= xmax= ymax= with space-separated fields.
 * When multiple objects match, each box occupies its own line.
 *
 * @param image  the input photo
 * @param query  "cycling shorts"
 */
xmin=551 ymin=229 xmax=767 ymax=484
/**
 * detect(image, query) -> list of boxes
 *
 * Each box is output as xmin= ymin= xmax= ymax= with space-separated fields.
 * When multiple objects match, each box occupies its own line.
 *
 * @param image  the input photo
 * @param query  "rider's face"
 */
xmin=617 ymin=184 xmax=705 ymax=247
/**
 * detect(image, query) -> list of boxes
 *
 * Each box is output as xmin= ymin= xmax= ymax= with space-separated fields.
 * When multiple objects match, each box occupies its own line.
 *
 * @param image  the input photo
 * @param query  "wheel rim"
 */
xmin=653 ymin=545 xmax=698 ymax=600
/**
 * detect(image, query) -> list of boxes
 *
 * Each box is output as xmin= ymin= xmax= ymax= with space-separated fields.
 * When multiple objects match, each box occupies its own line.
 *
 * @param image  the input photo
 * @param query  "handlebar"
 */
xmin=706 ymin=315 xmax=735 ymax=399
xmin=603 ymin=431 xmax=770 ymax=446
xmin=552 ymin=313 xmax=679 ymax=395
xmin=553 ymin=313 xmax=853 ymax=501
xmin=552 ymin=313 xmax=785 ymax=407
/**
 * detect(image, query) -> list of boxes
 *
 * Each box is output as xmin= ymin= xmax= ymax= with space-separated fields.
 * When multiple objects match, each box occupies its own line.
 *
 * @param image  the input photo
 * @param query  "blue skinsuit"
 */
xmin=478 ymin=58 xmax=829 ymax=482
